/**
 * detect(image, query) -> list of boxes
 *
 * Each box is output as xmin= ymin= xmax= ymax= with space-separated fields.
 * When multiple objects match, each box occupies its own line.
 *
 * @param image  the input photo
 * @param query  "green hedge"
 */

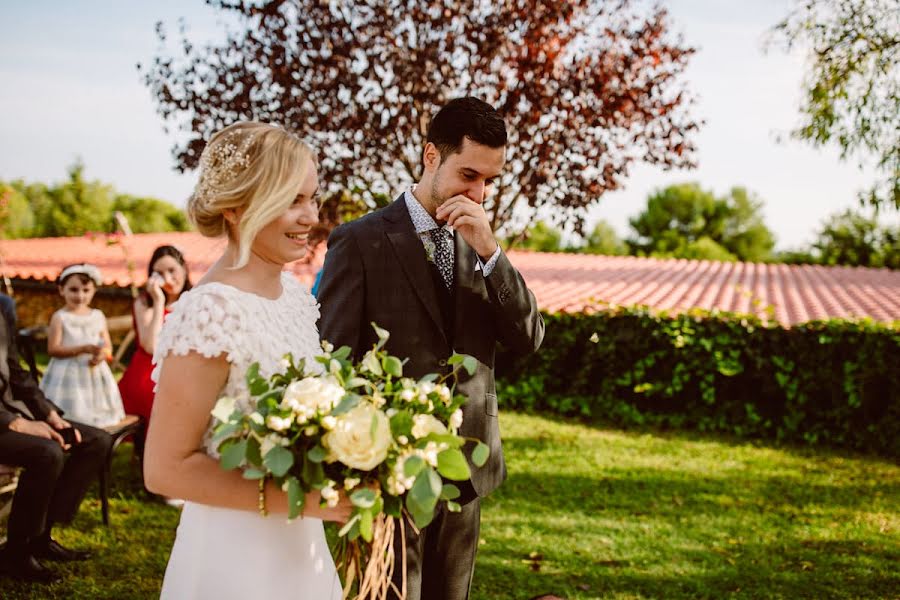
xmin=495 ymin=307 xmax=900 ymax=457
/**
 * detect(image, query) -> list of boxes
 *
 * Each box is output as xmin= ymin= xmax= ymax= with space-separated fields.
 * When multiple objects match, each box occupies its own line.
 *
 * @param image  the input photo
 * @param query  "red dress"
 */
xmin=118 ymin=306 xmax=170 ymax=421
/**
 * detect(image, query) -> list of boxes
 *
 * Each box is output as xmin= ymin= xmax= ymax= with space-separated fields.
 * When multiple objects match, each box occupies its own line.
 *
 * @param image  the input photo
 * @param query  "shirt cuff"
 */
xmin=477 ymin=244 xmax=502 ymax=277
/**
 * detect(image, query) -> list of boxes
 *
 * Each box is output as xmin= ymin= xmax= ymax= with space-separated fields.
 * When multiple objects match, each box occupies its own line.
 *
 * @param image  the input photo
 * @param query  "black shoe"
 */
xmin=32 ymin=538 xmax=92 ymax=562
xmin=0 ymin=553 xmax=61 ymax=583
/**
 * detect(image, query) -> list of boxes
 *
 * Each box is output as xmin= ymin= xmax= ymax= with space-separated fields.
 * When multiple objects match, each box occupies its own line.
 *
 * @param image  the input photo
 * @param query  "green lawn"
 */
xmin=1 ymin=413 xmax=898 ymax=599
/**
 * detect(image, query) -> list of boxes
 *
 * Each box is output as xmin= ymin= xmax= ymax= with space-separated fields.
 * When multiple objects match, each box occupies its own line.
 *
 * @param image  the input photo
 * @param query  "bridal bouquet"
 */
xmin=210 ymin=323 xmax=487 ymax=600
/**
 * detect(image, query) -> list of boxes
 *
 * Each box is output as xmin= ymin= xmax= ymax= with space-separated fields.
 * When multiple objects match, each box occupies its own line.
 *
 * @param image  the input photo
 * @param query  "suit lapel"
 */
xmin=383 ymin=198 xmax=448 ymax=343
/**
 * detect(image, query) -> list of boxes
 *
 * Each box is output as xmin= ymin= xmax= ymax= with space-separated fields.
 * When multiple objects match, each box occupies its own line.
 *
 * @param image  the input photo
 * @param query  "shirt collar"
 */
xmin=404 ymin=188 xmax=451 ymax=235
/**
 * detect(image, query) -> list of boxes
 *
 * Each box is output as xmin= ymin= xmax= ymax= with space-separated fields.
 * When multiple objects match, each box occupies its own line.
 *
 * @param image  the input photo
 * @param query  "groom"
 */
xmin=317 ymin=97 xmax=544 ymax=599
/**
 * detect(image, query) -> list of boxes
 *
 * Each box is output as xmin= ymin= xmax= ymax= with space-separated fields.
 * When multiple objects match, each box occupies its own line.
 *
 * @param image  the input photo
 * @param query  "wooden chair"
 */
xmin=16 ymin=321 xmax=145 ymax=526
xmin=0 ymin=464 xmax=20 ymax=544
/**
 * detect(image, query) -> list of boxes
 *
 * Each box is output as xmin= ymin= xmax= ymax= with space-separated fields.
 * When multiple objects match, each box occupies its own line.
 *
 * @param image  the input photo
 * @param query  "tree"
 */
xmin=0 ymin=164 xmax=190 ymax=238
xmin=812 ymin=209 xmax=900 ymax=268
xmin=512 ymin=221 xmax=564 ymax=252
xmin=581 ymin=220 xmax=628 ymax=255
xmin=141 ymin=0 xmax=700 ymax=235
xmin=112 ymin=195 xmax=190 ymax=233
xmin=770 ymin=0 xmax=899 ymax=209
xmin=627 ymin=183 xmax=775 ymax=261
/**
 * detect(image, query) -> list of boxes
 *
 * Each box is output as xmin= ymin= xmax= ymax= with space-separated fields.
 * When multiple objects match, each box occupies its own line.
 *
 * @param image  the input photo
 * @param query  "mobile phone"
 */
xmin=59 ymin=427 xmax=80 ymax=446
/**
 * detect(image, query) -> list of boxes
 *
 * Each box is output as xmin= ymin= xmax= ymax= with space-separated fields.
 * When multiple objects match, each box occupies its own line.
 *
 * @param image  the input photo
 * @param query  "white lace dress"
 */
xmin=151 ymin=272 xmax=341 ymax=600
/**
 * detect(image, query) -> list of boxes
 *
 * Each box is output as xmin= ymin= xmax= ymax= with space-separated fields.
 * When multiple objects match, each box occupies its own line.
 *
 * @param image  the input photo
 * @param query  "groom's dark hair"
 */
xmin=426 ymin=97 xmax=507 ymax=160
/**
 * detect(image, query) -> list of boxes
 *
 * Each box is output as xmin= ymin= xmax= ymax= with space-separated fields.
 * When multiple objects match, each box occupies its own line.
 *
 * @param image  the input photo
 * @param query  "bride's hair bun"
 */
xmin=187 ymin=122 xmax=315 ymax=268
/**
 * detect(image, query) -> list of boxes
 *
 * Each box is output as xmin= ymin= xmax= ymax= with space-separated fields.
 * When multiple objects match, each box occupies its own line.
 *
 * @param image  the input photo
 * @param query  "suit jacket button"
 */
xmin=438 ymin=359 xmax=447 ymax=367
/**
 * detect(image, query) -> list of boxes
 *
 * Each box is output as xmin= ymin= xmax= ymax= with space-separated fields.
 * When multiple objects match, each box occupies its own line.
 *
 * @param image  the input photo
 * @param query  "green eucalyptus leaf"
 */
xmin=331 ymin=346 xmax=351 ymax=360
xmin=242 ymin=468 xmax=266 ymax=480
xmin=390 ymin=411 xmax=414 ymax=438
xmin=307 ymin=445 xmax=328 ymax=463
xmin=331 ymin=393 xmax=361 ymax=416
xmin=287 ymin=477 xmax=304 ymax=520
xmin=441 ymin=483 xmax=461 ymax=500
xmin=350 ymin=488 xmax=377 ymax=509
xmin=220 ymin=439 xmax=247 ymax=471
xmin=245 ymin=437 xmax=262 ymax=467
xmin=471 ymin=441 xmax=490 ymax=467
xmin=461 ymin=355 xmax=478 ymax=376
xmin=382 ymin=356 xmax=403 ymax=378
xmin=359 ymin=509 xmax=374 ymax=542
xmin=403 ymin=455 xmax=426 ymax=479
xmin=437 ymin=448 xmax=471 ymax=481
xmin=263 ymin=445 xmax=294 ymax=478
xmin=446 ymin=500 xmax=462 ymax=513
xmin=212 ymin=422 xmax=241 ymax=443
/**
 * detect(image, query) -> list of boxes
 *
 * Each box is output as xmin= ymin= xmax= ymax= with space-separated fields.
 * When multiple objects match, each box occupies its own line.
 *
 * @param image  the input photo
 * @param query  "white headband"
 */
xmin=60 ymin=264 xmax=103 ymax=286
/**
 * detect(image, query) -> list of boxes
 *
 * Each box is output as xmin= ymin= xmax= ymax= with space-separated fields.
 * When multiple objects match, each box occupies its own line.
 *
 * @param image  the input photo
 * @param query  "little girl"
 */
xmin=40 ymin=263 xmax=125 ymax=428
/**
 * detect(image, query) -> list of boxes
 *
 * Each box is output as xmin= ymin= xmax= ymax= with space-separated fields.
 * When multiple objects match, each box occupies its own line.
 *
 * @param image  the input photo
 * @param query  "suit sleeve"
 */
xmin=317 ymin=224 xmax=367 ymax=358
xmin=0 ymin=297 xmax=60 ymax=431
xmin=482 ymin=250 xmax=545 ymax=356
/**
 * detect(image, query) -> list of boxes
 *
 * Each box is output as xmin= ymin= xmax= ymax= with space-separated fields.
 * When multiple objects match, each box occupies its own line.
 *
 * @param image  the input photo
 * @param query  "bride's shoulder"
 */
xmin=280 ymin=271 xmax=316 ymax=303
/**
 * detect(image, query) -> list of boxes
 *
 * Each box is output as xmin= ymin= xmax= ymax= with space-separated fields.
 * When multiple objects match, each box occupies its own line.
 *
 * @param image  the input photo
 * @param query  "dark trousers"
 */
xmin=0 ymin=421 xmax=110 ymax=555
xmin=389 ymin=498 xmax=481 ymax=600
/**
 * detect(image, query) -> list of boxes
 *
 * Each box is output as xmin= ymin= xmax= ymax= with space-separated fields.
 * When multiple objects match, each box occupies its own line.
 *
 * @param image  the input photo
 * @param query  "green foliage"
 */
xmin=628 ymin=183 xmax=775 ymax=261
xmin=509 ymin=220 xmax=564 ymax=252
xmin=770 ymin=0 xmax=899 ymax=209
xmin=812 ymin=208 xmax=900 ymax=269
xmin=0 ymin=162 xmax=188 ymax=238
xmin=497 ymin=308 xmax=900 ymax=456
xmin=580 ymin=219 xmax=629 ymax=255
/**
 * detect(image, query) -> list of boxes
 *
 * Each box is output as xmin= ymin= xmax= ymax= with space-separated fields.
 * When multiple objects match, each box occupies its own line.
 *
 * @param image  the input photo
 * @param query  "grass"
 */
xmin=1 ymin=413 xmax=898 ymax=599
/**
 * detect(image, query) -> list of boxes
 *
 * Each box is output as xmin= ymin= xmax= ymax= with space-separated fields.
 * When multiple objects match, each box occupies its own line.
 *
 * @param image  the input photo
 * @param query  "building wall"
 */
xmin=7 ymin=278 xmax=135 ymax=337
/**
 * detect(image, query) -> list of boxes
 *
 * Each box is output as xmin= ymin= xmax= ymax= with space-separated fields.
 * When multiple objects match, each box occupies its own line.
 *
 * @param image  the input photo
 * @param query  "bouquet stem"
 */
xmin=338 ymin=515 xmax=407 ymax=600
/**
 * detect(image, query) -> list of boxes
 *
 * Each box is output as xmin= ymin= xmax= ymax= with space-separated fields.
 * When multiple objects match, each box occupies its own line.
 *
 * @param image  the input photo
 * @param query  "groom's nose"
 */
xmin=465 ymin=181 xmax=486 ymax=205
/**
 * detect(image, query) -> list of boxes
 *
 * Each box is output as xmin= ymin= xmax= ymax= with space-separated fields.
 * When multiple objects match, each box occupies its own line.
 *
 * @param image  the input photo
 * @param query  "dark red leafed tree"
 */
xmin=142 ymin=0 xmax=700 ymax=236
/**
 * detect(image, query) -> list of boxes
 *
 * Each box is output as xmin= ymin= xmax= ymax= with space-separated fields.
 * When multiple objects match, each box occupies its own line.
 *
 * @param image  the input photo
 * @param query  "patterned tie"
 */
xmin=428 ymin=227 xmax=454 ymax=290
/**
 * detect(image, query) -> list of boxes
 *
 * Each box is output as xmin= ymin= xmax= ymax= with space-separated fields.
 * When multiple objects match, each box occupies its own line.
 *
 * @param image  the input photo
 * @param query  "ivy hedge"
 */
xmin=495 ymin=307 xmax=900 ymax=457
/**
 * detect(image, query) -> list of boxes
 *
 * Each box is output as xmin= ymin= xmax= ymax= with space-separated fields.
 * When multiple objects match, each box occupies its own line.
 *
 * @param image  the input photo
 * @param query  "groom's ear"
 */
xmin=422 ymin=142 xmax=441 ymax=172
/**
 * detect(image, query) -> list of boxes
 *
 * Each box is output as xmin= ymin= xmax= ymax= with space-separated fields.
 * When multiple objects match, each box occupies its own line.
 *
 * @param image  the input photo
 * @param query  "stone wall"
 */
xmin=7 ymin=278 xmax=135 ymax=334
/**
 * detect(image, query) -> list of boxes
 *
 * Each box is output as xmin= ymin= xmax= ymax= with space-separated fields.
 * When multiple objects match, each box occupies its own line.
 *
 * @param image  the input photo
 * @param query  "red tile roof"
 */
xmin=2 ymin=232 xmax=897 ymax=326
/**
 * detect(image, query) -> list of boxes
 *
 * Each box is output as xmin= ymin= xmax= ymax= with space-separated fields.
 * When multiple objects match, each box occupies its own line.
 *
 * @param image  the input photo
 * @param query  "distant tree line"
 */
xmin=0 ymin=161 xmax=189 ymax=239
xmin=512 ymin=182 xmax=899 ymax=269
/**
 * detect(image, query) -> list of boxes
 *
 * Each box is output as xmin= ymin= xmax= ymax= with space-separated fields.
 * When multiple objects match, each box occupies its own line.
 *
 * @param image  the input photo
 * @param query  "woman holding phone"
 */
xmin=117 ymin=246 xmax=192 ymax=429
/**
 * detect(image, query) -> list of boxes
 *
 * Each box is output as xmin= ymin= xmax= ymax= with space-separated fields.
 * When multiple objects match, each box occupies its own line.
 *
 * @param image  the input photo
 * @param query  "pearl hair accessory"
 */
xmin=192 ymin=129 xmax=257 ymax=204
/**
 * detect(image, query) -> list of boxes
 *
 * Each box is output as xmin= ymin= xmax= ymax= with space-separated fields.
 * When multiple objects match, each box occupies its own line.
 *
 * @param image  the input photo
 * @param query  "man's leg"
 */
xmin=0 ymin=430 xmax=66 ymax=556
xmin=419 ymin=499 xmax=481 ymax=600
xmin=44 ymin=422 xmax=110 ymax=526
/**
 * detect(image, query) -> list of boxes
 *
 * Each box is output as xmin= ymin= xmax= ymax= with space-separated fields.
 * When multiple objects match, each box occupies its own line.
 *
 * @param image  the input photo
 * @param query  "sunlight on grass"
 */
xmin=1 ymin=413 xmax=897 ymax=599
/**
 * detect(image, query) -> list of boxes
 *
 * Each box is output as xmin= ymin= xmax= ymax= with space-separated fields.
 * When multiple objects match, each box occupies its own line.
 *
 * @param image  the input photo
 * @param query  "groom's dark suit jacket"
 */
xmin=317 ymin=197 xmax=544 ymax=499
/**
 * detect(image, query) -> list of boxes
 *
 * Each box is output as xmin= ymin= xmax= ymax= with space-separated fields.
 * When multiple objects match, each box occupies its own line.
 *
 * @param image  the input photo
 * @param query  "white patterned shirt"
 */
xmin=403 ymin=189 xmax=501 ymax=276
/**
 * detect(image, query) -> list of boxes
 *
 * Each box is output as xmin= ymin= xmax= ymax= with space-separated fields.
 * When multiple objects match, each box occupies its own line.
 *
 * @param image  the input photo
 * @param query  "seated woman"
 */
xmin=117 ymin=245 xmax=191 ymax=428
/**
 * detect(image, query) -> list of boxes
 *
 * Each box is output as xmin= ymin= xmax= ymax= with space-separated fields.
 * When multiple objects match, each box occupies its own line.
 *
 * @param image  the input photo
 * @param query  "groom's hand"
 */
xmin=436 ymin=195 xmax=499 ymax=260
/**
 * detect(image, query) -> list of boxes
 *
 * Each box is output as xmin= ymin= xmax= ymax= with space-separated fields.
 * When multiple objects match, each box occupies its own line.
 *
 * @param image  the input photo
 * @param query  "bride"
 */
xmin=144 ymin=122 xmax=351 ymax=599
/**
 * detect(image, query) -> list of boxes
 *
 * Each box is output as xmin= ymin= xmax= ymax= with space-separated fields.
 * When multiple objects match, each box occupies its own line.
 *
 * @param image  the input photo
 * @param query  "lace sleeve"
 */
xmin=150 ymin=288 xmax=245 ymax=388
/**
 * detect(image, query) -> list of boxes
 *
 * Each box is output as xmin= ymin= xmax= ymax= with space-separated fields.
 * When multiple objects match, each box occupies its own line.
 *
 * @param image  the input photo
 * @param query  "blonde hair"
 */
xmin=187 ymin=121 xmax=315 ymax=269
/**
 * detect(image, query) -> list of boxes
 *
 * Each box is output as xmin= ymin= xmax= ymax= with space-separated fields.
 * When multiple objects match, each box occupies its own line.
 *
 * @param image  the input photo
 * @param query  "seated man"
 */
xmin=0 ymin=293 xmax=112 ymax=583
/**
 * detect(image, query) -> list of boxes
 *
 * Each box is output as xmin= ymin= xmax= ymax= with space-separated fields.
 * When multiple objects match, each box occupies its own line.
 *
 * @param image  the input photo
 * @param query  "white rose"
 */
xmin=449 ymin=409 xmax=463 ymax=431
xmin=282 ymin=376 xmax=345 ymax=415
xmin=323 ymin=403 xmax=391 ymax=470
xmin=321 ymin=415 xmax=337 ymax=430
xmin=411 ymin=414 xmax=447 ymax=439
xmin=266 ymin=414 xmax=293 ymax=432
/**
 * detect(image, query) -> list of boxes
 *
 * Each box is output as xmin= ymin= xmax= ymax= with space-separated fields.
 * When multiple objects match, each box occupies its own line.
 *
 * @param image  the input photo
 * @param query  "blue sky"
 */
xmin=1 ymin=0 xmax=893 ymax=249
